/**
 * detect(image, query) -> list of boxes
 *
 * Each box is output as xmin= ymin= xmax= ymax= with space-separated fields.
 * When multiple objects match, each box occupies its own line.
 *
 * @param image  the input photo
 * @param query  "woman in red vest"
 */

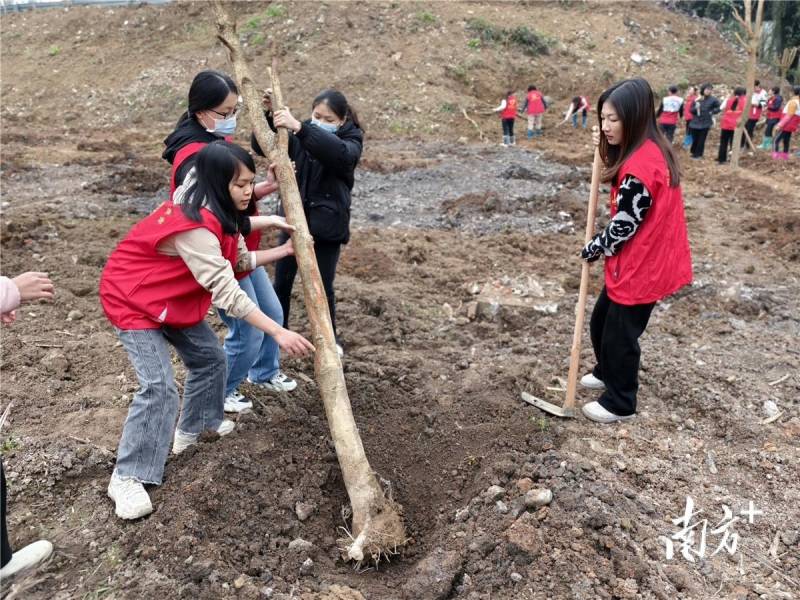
xmin=493 ymin=90 xmax=518 ymax=145
xmin=656 ymin=85 xmax=684 ymax=143
xmin=163 ymin=70 xmax=298 ymax=415
xmin=717 ymin=87 xmax=746 ymax=164
xmin=522 ymin=85 xmax=547 ymax=138
xmin=580 ymin=78 xmax=692 ymax=423
xmin=773 ymin=85 xmax=800 ymax=160
xmin=761 ymin=86 xmax=783 ymax=150
xmin=100 ymin=142 xmax=314 ymax=520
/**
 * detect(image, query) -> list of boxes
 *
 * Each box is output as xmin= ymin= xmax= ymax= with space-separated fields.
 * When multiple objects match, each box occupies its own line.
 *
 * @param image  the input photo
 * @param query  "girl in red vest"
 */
xmin=773 ymin=85 xmax=800 ymax=160
xmin=681 ymin=86 xmax=697 ymax=149
xmin=580 ymin=78 xmax=692 ymax=423
xmin=656 ymin=85 xmax=683 ymax=143
xmin=761 ymin=86 xmax=783 ymax=150
xmin=100 ymin=142 xmax=314 ymax=520
xmin=717 ymin=86 xmax=746 ymax=164
xmin=522 ymin=85 xmax=546 ymax=138
xmin=493 ymin=90 xmax=518 ymax=145
xmin=163 ymin=70 xmax=299 ymax=415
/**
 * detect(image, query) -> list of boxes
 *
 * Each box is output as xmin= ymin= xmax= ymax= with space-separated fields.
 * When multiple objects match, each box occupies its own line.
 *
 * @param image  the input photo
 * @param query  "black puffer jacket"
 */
xmin=689 ymin=95 xmax=721 ymax=130
xmin=252 ymin=116 xmax=363 ymax=244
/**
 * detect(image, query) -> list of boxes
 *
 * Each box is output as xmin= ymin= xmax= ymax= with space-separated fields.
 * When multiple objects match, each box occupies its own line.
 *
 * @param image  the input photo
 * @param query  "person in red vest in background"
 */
xmin=163 ymin=70 xmax=299 ymax=415
xmin=493 ymin=90 xmax=519 ymax=145
xmin=522 ymin=85 xmax=547 ymax=138
xmin=761 ymin=86 xmax=783 ymax=150
xmin=681 ymin=86 xmax=698 ymax=149
xmin=718 ymin=86 xmax=746 ymax=163
xmin=100 ymin=142 xmax=314 ymax=521
xmin=579 ymin=78 xmax=692 ymax=424
xmin=744 ymin=80 xmax=768 ymax=148
xmin=656 ymin=85 xmax=683 ymax=143
xmin=773 ymin=85 xmax=800 ymax=160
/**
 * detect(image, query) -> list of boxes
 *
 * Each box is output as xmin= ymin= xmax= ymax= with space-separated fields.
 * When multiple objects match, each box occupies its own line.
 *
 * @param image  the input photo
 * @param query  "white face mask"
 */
xmin=206 ymin=114 xmax=237 ymax=135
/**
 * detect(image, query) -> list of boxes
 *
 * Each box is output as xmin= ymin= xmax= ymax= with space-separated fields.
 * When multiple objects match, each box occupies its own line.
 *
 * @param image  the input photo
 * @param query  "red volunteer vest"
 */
xmin=777 ymin=99 xmax=800 ymax=132
xmin=605 ymin=139 xmax=692 ymax=306
xmin=526 ymin=91 xmax=545 ymax=115
xmin=684 ymin=95 xmax=697 ymax=121
xmin=169 ymin=141 xmax=262 ymax=277
xmin=748 ymin=100 xmax=762 ymax=120
xmin=721 ymin=96 xmax=745 ymax=131
xmin=501 ymin=95 xmax=518 ymax=119
xmin=100 ymin=203 xmax=240 ymax=330
xmin=766 ymin=97 xmax=783 ymax=120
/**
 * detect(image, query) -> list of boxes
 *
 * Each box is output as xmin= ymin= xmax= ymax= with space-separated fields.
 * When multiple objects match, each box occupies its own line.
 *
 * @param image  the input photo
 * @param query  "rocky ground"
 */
xmin=1 ymin=2 xmax=799 ymax=599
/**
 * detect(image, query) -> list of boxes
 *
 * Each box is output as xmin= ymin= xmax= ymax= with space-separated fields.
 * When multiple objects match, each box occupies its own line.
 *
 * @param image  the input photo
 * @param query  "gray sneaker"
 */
xmin=247 ymin=372 xmax=297 ymax=393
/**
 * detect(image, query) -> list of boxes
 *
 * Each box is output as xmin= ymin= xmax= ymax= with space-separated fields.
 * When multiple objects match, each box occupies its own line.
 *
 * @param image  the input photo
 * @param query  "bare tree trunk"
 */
xmin=731 ymin=0 xmax=765 ymax=169
xmin=213 ymin=1 xmax=406 ymax=565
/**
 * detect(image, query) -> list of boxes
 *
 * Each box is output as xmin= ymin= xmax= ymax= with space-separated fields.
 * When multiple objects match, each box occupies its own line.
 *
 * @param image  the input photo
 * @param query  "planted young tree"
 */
xmin=777 ymin=47 xmax=798 ymax=84
xmin=213 ymin=1 xmax=406 ymax=565
xmin=730 ymin=0 xmax=766 ymax=169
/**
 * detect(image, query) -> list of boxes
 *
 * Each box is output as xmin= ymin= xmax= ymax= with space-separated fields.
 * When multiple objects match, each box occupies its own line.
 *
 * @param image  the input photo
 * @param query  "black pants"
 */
xmin=718 ymin=129 xmax=735 ymax=162
xmin=774 ymin=130 xmax=792 ymax=153
xmin=589 ymin=287 xmax=655 ymax=416
xmin=501 ymin=118 xmax=515 ymax=138
xmin=273 ymin=235 xmax=342 ymax=335
xmin=765 ymin=118 xmax=779 ymax=138
xmin=660 ymin=124 xmax=676 ymax=142
xmin=1 ymin=460 xmax=11 ymax=568
xmin=743 ymin=118 xmax=757 ymax=146
xmin=689 ymin=127 xmax=709 ymax=158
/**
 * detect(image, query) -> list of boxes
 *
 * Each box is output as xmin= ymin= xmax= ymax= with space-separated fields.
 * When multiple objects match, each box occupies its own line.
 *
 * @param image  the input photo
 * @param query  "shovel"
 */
xmin=522 ymin=147 xmax=602 ymax=417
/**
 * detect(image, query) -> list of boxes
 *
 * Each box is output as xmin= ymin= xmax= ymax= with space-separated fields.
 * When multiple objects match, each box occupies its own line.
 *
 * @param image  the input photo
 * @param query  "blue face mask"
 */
xmin=311 ymin=119 xmax=339 ymax=134
xmin=207 ymin=114 xmax=237 ymax=136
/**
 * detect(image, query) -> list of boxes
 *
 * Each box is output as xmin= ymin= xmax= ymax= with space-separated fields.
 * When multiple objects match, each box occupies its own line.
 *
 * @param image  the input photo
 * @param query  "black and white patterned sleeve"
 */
xmin=581 ymin=175 xmax=652 ymax=261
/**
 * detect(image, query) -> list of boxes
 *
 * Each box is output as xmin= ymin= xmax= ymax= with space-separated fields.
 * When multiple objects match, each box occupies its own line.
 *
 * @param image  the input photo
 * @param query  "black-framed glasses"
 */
xmin=209 ymin=105 xmax=241 ymax=119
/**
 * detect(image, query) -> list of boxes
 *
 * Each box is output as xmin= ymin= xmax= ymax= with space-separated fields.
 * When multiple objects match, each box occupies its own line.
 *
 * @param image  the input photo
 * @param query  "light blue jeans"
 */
xmin=217 ymin=267 xmax=283 ymax=396
xmin=114 ymin=322 xmax=226 ymax=485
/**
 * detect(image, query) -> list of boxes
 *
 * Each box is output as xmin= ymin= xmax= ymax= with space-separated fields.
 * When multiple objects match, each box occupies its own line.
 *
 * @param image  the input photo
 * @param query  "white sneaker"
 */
xmin=172 ymin=420 xmax=235 ymax=454
xmin=581 ymin=401 xmax=635 ymax=424
xmin=580 ymin=373 xmax=606 ymax=390
xmin=107 ymin=474 xmax=153 ymax=520
xmin=247 ymin=372 xmax=297 ymax=393
xmin=0 ymin=539 xmax=53 ymax=578
xmin=224 ymin=390 xmax=253 ymax=413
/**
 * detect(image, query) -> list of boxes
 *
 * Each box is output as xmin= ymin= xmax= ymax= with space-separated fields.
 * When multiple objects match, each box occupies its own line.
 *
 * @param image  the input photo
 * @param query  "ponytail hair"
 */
xmin=312 ymin=89 xmax=363 ymax=132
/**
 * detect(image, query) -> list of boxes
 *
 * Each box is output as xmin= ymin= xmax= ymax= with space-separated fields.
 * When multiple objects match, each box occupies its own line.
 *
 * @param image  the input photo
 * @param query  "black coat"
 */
xmin=252 ymin=116 xmax=363 ymax=244
xmin=689 ymin=95 xmax=721 ymax=130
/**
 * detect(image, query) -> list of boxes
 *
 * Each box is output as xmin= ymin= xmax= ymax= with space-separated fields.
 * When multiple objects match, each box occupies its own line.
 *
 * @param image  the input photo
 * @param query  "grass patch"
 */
xmin=48 ymin=45 xmax=61 ymax=56
xmin=245 ymin=4 xmax=287 ymax=30
xmin=466 ymin=19 xmax=551 ymax=57
xmin=439 ymin=102 xmax=457 ymax=113
xmin=1 ymin=436 xmax=18 ymax=454
xmin=415 ymin=11 xmax=437 ymax=24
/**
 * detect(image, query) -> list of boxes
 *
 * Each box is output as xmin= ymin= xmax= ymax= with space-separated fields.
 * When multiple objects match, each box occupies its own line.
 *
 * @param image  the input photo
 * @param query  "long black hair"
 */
xmin=597 ymin=78 xmax=681 ymax=187
xmin=312 ymin=89 xmax=363 ymax=132
xmin=181 ymin=141 xmax=255 ymax=234
xmin=730 ymin=86 xmax=746 ymax=111
xmin=176 ymin=70 xmax=239 ymax=127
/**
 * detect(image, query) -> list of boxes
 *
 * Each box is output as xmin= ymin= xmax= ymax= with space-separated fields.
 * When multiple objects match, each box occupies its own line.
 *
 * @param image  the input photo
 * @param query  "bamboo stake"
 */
xmin=213 ymin=1 xmax=406 ymax=564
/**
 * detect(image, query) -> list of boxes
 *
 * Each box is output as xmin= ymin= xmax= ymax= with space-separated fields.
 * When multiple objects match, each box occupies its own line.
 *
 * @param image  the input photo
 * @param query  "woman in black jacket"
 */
xmin=254 ymin=89 xmax=363 ymax=356
xmin=688 ymin=83 xmax=721 ymax=159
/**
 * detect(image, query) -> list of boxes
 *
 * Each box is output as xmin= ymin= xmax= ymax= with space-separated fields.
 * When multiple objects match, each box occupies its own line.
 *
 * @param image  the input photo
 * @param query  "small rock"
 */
xmin=510 ymin=572 xmax=523 ymax=582
xmin=523 ymin=488 xmax=553 ymax=508
xmin=515 ymin=478 xmax=534 ymax=493
xmin=234 ymin=574 xmax=248 ymax=589
xmin=260 ymin=586 xmax=274 ymax=598
xmin=454 ymin=507 xmax=470 ymax=522
xmin=781 ymin=530 xmax=798 ymax=546
xmin=495 ymin=500 xmax=508 ymax=514
xmin=485 ymin=485 xmax=505 ymax=501
xmin=67 ymin=309 xmax=84 ymax=321
xmin=299 ymin=557 xmax=314 ymax=575
xmin=763 ymin=400 xmax=779 ymax=418
xmin=288 ymin=538 xmax=314 ymax=552
xmin=295 ymin=501 xmax=315 ymax=522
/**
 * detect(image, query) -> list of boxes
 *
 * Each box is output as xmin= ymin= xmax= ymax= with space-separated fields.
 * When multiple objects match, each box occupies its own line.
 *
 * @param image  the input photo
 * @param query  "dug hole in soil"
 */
xmin=1 ymin=2 xmax=799 ymax=599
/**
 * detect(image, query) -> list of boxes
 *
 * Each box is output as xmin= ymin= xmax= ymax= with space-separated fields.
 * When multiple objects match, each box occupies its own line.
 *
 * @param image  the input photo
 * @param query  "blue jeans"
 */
xmin=572 ymin=111 xmax=587 ymax=128
xmin=114 ymin=322 xmax=226 ymax=484
xmin=217 ymin=267 xmax=282 ymax=396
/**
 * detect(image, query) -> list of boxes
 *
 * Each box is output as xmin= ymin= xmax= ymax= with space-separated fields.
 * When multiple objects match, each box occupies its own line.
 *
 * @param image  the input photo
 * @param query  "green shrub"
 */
xmin=466 ymin=19 xmax=550 ymax=56
xmin=416 ymin=11 xmax=437 ymax=24
xmin=48 ymin=45 xmax=61 ymax=56
xmin=265 ymin=4 xmax=286 ymax=18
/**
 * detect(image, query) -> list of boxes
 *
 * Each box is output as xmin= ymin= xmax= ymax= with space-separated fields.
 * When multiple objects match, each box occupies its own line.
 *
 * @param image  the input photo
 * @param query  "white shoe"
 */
xmin=581 ymin=401 xmax=635 ymax=424
xmin=107 ymin=475 xmax=153 ymax=520
xmin=579 ymin=373 xmax=606 ymax=390
xmin=247 ymin=372 xmax=297 ymax=393
xmin=172 ymin=420 xmax=235 ymax=454
xmin=224 ymin=390 xmax=253 ymax=413
xmin=0 ymin=539 xmax=53 ymax=578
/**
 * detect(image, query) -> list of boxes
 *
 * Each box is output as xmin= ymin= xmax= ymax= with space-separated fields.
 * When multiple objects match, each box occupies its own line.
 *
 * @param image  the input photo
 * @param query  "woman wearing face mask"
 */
xmin=252 ymin=89 xmax=364 ymax=357
xmin=163 ymin=70 xmax=299 ymax=414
